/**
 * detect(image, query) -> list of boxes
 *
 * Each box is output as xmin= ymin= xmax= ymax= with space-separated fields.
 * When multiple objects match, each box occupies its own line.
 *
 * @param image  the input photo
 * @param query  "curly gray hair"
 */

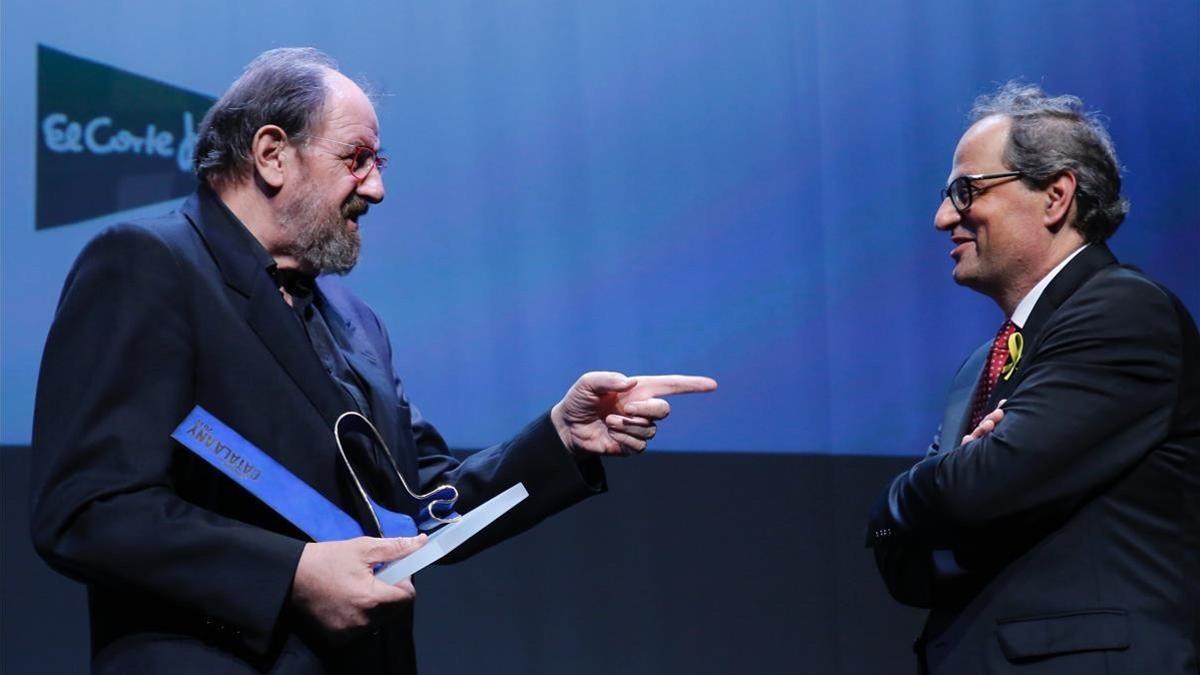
xmin=970 ymin=82 xmax=1128 ymax=243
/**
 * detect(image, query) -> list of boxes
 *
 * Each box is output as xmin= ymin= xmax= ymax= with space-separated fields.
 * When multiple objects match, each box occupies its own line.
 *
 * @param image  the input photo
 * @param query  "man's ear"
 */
xmin=1043 ymin=170 xmax=1078 ymax=231
xmin=251 ymin=125 xmax=290 ymax=189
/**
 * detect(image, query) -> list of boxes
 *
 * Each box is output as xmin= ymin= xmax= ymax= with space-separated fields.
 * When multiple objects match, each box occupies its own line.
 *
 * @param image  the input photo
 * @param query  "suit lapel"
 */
xmin=181 ymin=188 xmax=354 ymax=428
xmin=939 ymin=340 xmax=992 ymax=452
xmin=988 ymin=244 xmax=1118 ymax=406
xmin=937 ymin=245 xmax=1117 ymax=448
xmin=317 ymin=287 xmax=421 ymax=486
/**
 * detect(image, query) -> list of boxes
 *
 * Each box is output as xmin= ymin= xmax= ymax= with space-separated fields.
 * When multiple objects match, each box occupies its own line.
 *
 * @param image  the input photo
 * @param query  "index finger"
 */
xmin=627 ymin=375 xmax=718 ymax=398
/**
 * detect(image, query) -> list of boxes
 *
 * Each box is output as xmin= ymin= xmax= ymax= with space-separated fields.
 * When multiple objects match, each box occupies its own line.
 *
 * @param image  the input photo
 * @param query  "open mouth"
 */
xmin=950 ymin=236 xmax=974 ymax=260
xmin=343 ymin=209 xmax=367 ymax=231
xmin=341 ymin=197 xmax=369 ymax=224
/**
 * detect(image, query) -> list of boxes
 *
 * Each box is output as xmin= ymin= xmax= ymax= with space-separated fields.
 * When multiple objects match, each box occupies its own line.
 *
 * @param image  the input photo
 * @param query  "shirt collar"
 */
xmin=198 ymin=185 xmax=316 ymax=293
xmin=199 ymin=184 xmax=277 ymax=273
xmin=1010 ymin=244 xmax=1089 ymax=328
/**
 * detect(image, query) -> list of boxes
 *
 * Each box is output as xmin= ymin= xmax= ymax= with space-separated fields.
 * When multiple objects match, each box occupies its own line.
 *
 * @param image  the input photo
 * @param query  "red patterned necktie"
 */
xmin=968 ymin=320 xmax=1017 ymax=431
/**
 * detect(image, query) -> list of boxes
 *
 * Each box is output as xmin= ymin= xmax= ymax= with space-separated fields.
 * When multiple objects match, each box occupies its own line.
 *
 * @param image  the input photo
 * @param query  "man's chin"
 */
xmin=324 ymin=262 xmax=357 ymax=277
xmin=297 ymin=243 xmax=360 ymax=276
xmin=315 ymin=252 xmax=359 ymax=276
xmin=951 ymin=263 xmax=978 ymax=288
xmin=951 ymin=265 xmax=1002 ymax=300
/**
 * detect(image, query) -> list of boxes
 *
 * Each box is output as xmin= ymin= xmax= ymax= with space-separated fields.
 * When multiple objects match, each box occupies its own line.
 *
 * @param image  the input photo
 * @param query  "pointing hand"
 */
xmin=551 ymin=372 xmax=717 ymax=456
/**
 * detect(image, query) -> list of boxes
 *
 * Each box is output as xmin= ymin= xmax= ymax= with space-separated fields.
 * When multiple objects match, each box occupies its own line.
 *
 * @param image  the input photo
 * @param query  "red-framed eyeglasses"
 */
xmin=294 ymin=134 xmax=387 ymax=184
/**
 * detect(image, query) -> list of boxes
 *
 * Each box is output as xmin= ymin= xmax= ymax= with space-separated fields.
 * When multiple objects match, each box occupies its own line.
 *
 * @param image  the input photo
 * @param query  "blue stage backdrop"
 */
xmin=2 ymin=0 xmax=1197 ymax=454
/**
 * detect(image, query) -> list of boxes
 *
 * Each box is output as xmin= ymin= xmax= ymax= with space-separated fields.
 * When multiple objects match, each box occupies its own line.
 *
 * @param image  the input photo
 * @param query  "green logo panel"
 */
xmin=36 ymin=45 xmax=216 ymax=229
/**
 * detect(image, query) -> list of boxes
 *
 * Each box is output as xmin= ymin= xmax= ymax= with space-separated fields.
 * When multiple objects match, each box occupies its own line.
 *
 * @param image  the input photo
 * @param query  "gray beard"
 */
xmin=278 ymin=192 xmax=366 ymax=276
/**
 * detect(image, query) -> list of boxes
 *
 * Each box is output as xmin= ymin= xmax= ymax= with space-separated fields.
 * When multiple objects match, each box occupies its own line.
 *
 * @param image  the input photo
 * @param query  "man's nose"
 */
xmin=934 ymin=198 xmax=959 ymax=232
xmin=357 ymin=165 xmax=385 ymax=204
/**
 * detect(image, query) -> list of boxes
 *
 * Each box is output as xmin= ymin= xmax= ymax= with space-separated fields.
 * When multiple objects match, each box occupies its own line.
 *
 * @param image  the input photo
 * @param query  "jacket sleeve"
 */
xmin=867 ymin=429 xmax=945 ymax=608
xmin=415 ymin=404 xmax=605 ymax=558
xmin=361 ymin=308 xmax=606 ymax=559
xmin=29 ymin=224 xmax=304 ymax=655
xmin=874 ymin=271 xmax=1182 ymax=549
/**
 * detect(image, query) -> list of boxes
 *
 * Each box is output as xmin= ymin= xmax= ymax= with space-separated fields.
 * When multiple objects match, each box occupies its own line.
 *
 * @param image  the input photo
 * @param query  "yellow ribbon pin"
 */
xmin=1001 ymin=331 xmax=1023 ymax=381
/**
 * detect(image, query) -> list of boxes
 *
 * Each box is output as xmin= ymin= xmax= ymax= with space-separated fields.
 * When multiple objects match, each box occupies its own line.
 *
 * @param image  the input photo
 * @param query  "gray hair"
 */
xmin=969 ymin=82 xmax=1128 ymax=243
xmin=194 ymin=48 xmax=337 ymax=187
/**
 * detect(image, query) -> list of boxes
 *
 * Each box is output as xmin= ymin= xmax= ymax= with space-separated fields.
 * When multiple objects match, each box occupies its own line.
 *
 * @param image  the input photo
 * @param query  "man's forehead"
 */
xmin=952 ymin=115 xmax=1010 ymax=172
xmin=315 ymin=70 xmax=380 ymax=145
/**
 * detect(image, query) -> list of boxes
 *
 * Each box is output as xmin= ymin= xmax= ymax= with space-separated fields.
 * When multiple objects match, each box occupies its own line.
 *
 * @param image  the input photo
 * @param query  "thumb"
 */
xmin=364 ymin=535 xmax=427 ymax=564
xmin=578 ymin=371 xmax=636 ymax=395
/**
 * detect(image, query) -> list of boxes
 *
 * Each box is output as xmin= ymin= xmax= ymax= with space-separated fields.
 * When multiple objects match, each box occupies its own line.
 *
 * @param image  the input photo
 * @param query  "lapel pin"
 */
xmin=1001 ymin=331 xmax=1023 ymax=381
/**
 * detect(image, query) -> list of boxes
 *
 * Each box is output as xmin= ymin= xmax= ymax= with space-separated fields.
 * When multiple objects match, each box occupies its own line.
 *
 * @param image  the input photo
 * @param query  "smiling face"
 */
xmin=278 ymin=70 xmax=385 ymax=275
xmin=934 ymin=115 xmax=1049 ymax=309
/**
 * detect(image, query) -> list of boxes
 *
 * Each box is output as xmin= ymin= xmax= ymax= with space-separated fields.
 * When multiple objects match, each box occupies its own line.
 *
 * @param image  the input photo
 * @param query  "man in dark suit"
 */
xmin=30 ymin=47 xmax=715 ymax=674
xmin=867 ymin=82 xmax=1200 ymax=673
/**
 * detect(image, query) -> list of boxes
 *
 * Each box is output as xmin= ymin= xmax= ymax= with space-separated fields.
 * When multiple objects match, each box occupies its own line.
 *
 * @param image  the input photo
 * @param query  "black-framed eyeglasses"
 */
xmin=940 ymin=171 xmax=1023 ymax=213
xmin=294 ymin=134 xmax=388 ymax=184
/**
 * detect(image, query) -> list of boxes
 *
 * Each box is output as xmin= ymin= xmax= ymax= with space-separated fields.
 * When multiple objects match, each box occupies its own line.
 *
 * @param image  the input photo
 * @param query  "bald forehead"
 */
xmin=320 ymin=69 xmax=365 ymax=100
xmin=953 ymin=114 xmax=1011 ymax=174
xmin=315 ymin=69 xmax=380 ymax=146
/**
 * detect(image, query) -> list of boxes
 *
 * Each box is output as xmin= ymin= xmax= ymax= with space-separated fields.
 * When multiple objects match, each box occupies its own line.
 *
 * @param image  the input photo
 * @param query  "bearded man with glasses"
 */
xmin=866 ymin=82 xmax=1200 ymax=674
xmin=29 ymin=47 xmax=715 ymax=674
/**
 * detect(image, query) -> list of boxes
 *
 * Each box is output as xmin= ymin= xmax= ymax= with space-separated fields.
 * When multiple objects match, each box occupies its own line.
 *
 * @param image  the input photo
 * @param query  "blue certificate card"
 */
xmin=171 ymin=405 xmax=528 ymax=579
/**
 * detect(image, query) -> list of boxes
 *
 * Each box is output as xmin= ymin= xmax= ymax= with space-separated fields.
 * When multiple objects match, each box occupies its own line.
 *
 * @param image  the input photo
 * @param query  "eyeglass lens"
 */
xmin=949 ymin=177 xmax=972 ymax=210
xmin=350 ymin=148 xmax=377 ymax=179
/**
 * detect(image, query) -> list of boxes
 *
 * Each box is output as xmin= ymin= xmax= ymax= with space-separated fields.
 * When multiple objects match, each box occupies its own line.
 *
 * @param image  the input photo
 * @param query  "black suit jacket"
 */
xmin=30 ymin=187 xmax=604 ymax=674
xmin=868 ymin=245 xmax=1200 ymax=673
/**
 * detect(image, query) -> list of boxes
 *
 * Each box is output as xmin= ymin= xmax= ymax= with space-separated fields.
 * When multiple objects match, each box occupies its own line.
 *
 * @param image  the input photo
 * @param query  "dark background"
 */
xmin=2 ymin=447 xmax=924 ymax=673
